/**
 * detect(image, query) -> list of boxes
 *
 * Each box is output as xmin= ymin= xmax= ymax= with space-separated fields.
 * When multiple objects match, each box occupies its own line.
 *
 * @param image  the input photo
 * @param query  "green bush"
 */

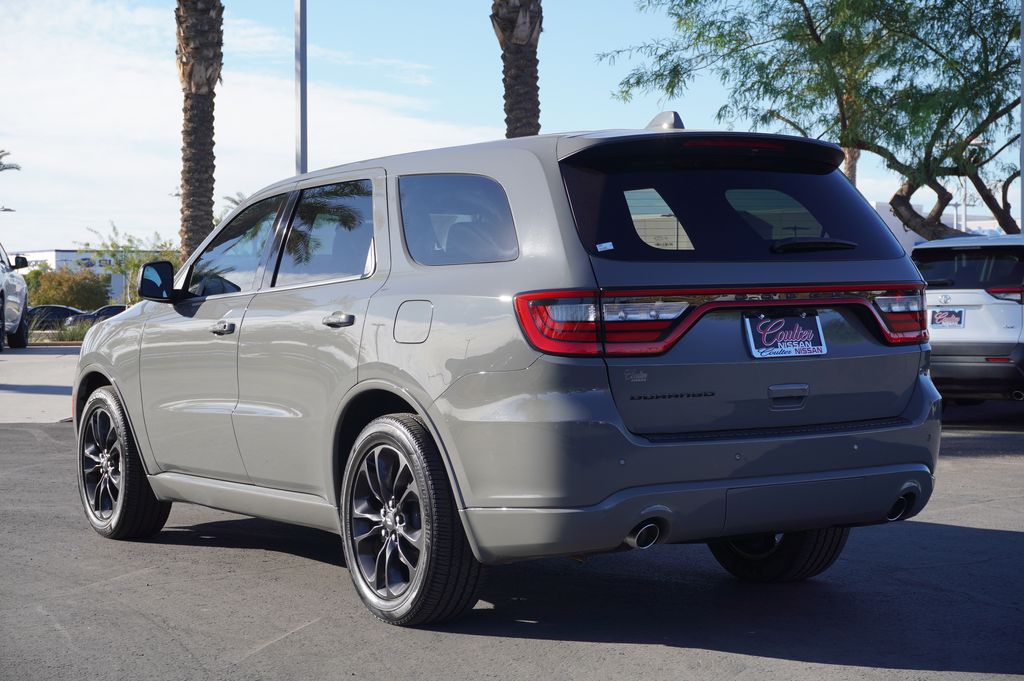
xmin=28 ymin=267 xmax=110 ymax=310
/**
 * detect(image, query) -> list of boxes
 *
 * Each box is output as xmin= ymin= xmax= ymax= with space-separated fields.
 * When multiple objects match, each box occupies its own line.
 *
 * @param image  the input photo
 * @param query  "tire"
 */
xmin=6 ymin=301 xmax=28 ymax=348
xmin=708 ymin=527 xmax=850 ymax=582
xmin=77 ymin=387 xmax=171 ymax=539
xmin=340 ymin=414 xmax=483 ymax=626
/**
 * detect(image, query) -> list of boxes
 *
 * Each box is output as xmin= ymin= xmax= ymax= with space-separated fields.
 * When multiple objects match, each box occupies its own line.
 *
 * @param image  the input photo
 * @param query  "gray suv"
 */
xmin=74 ymin=120 xmax=941 ymax=625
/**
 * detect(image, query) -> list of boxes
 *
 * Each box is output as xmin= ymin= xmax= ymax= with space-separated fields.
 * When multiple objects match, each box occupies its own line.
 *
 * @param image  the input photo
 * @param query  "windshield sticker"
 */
xmin=596 ymin=241 xmax=614 ymax=252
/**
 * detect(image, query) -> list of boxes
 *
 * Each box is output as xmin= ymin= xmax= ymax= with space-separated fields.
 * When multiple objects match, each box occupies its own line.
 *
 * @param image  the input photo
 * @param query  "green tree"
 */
xmin=491 ymin=0 xmax=543 ymax=138
xmin=79 ymin=223 xmax=180 ymax=305
xmin=176 ymin=0 xmax=224 ymax=261
xmin=605 ymin=0 xmax=1020 ymax=239
xmin=30 ymin=268 xmax=110 ymax=310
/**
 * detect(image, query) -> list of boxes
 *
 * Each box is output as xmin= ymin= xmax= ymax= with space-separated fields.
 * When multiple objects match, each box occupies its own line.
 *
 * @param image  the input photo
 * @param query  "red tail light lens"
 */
xmin=987 ymin=286 xmax=1024 ymax=303
xmin=514 ymin=291 xmax=601 ymax=356
xmin=514 ymin=291 xmax=689 ymax=356
xmin=873 ymin=290 xmax=928 ymax=343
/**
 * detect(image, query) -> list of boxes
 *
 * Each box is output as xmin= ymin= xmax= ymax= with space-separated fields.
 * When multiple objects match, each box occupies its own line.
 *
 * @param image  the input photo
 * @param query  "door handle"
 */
xmin=322 ymin=312 xmax=355 ymax=328
xmin=209 ymin=320 xmax=236 ymax=335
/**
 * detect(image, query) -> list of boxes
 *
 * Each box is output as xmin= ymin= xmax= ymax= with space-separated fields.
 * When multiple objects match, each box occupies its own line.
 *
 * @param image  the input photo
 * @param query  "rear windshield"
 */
xmin=561 ymin=164 xmax=904 ymax=261
xmin=912 ymin=246 xmax=1024 ymax=288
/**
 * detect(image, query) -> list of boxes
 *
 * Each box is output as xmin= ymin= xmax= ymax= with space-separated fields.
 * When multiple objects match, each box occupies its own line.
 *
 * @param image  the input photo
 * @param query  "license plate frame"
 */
xmin=743 ymin=313 xmax=828 ymax=359
xmin=930 ymin=308 xmax=965 ymax=329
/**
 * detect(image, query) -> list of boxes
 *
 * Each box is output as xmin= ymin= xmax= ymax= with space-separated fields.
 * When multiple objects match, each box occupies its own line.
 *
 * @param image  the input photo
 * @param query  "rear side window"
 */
xmin=399 ymin=174 xmax=519 ymax=265
xmin=912 ymin=246 xmax=1024 ymax=288
xmin=274 ymin=180 xmax=374 ymax=287
xmin=188 ymin=194 xmax=284 ymax=296
xmin=561 ymin=164 xmax=904 ymax=261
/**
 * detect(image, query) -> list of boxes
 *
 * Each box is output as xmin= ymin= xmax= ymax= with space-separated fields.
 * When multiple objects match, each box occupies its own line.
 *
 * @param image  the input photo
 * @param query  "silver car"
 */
xmin=74 ymin=119 xmax=941 ymax=626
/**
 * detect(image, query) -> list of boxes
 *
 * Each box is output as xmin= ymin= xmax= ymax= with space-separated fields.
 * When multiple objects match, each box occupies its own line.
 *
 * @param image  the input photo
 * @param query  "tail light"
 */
xmin=514 ymin=291 xmax=689 ymax=356
xmin=873 ymin=290 xmax=928 ymax=344
xmin=516 ymin=284 xmax=929 ymax=356
xmin=987 ymin=286 xmax=1024 ymax=303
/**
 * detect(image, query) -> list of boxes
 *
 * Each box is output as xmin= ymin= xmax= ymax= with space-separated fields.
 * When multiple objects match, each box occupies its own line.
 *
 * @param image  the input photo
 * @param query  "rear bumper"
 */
xmin=929 ymin=342 xmax=1024 ymax=398
xmin=432 ymin=359 xmax=941 ymax=564
xmin=461 ymin=463 xmax=933 ymax=563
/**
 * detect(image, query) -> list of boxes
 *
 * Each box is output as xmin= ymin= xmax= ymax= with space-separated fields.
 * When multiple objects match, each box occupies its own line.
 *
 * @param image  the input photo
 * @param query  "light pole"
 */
xmin=295 ymin=0 xmax=308 ymax=176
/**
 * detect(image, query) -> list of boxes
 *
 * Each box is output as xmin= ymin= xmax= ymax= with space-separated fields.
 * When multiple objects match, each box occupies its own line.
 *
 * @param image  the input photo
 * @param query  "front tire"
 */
xmin=340 ymin=414 xmax=483 ymax=626
xmin=708 ymin=527 xmax=850 ymax=582
xmin=77 ymin=387 xmax=171 ymax=539
xmin=7 ymin=302 xmax=28 ymax=348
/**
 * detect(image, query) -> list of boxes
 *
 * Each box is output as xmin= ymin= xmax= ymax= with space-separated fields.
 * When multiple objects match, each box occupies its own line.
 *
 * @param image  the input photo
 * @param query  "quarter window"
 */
xmin=274 ymin=180 xmax=375 ymax=287
xmin=399 ymin=174 xmax=519 ymax=265
xmin=188 ymin=195 xmax=284 ymax=297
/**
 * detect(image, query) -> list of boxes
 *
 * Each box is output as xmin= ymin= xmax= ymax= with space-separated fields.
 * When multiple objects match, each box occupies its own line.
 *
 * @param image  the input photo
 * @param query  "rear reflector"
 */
xmin=987 ymin=286 xmax=1024 ymax=303
xmin=515 ymin=284 xmax=928 ymax=356
xmin=985 ymin=357 xmax=1012 ymax=363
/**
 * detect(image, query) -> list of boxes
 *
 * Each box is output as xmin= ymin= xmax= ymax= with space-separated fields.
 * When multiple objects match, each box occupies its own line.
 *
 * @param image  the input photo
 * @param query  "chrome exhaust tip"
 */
xmin=1011 ymin=390 xmax=1024 ymax=401
xmin=625 ymin=522 xmax=661 ymax=550
xmin=886 ymin=494 xmax=914 ymax=522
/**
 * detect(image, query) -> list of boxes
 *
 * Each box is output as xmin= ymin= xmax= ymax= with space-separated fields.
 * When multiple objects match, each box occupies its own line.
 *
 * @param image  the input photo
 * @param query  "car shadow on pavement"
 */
xmin=0 ymin=383 xmax=72 ymax=396
xmin=154 ymin=517 xmax=345 ymax=567
xmin=440 ymin=520 xmax=1024 ymax=675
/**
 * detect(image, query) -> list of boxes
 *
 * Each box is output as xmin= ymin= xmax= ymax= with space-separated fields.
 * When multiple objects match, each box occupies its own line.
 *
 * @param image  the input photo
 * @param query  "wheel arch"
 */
xmin=329 ymin=380 xmax=468 ymax=516
xmin=74 ymin=366 xmax=158 ymax=476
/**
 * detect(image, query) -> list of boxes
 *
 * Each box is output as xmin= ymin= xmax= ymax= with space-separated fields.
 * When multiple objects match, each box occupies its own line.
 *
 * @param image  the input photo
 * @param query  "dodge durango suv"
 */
xmin=73 ymin=118 xmax=941 ymax=626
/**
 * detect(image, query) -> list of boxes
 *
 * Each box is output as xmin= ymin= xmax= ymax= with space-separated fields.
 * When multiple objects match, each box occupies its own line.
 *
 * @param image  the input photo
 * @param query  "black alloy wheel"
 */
xmin=340 ymin=414 xmax=482 ymax=626
xmin=77 ymin=387 xmax=171 ymax=539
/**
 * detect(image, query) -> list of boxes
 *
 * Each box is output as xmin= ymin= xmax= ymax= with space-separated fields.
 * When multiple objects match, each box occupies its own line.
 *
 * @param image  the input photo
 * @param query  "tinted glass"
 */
xmin=913 ymin=246 xmax=1024 ymax=288
xmin=188 ymin=195 xmax=284 ymax=296
xmin=399 ymin=174 xmax=519 ymax=265
xmin=274 ymin=180 xmax=374 ymax=287
xmin=561 ymin=164 xmax=903 ymax=261
xmin=0 ymin=243 xmax=8 ymax=267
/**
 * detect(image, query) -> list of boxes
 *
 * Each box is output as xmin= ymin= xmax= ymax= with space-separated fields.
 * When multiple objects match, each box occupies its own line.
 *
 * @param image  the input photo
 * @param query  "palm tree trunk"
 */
xmin=491 ymin=1 xmax=543 ymax=138
xmin=176 ymin=0 xmax=224 ymax=261
xmin=180 ymin=92 xmax=217 ymax=257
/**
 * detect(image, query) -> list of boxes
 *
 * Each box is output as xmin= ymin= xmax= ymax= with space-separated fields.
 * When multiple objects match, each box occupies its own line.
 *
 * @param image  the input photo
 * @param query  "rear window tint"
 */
xmin=912 ymin=246 xmax=1024 ymax=288
xmin=561 ymin=165 xmax=904 ymax=261
xmin=399 ymin=174 xmax=519 ymax=265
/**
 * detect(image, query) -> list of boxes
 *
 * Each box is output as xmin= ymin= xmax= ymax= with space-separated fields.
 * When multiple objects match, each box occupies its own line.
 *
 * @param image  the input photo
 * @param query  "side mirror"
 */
xmin=137 ymin=261 xmax=180 ymax=303
xmin=13 ymin=255 xmax=28 ymax=269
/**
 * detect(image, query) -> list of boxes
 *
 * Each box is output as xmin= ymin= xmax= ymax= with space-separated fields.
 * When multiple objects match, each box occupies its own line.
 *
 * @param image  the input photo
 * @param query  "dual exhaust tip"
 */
xmin=624 ymin=521 xmax=661 ymax=550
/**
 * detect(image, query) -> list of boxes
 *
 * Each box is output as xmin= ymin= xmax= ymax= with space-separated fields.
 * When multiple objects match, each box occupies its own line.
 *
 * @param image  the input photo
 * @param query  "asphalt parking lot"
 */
xmin=0 ymin=397 xmax=1021 ymax=681
xmin=0 ymin=348 xmax=1021 ymax=679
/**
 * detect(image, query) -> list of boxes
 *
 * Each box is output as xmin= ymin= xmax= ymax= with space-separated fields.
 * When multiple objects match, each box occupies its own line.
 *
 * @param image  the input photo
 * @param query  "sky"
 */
xmin=0 ymin=0 xmax=982 ymax=251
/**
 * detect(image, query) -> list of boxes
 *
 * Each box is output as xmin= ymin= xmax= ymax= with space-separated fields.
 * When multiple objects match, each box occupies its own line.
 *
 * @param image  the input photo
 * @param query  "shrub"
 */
xmin=29 ymin=267 xmax=110 ymax=310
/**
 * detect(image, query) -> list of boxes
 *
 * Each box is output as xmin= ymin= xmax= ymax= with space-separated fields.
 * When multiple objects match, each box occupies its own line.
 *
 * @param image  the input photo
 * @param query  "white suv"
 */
xmin=912 ymin=234 xmax=1024 ymax=403
xmin=0 ymin=241 xmax=29 ymax=351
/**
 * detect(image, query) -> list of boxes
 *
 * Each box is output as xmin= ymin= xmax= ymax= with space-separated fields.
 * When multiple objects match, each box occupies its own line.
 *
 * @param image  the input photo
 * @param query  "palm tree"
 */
xmin=175 ymin=0 xmax=224 ymax=261
xmin=490 ymin=0 xmax=543 ymax=138
xmin=0 ymin=150 xmax=20 ymax=173
xmin=0 ymin=150 xmax=21 ymax=212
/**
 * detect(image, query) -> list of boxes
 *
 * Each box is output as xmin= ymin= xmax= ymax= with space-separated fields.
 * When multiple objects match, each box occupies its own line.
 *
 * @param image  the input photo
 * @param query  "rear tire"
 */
xmin=77 ymin=387 xmax=171 ymax=539
xmin=340 ymin=414 xmax=483 ymax=626
xmin=708 ymin=527 xmax=850 ymax=582
xmin=7 ymin=302 xmax=28 ymax=348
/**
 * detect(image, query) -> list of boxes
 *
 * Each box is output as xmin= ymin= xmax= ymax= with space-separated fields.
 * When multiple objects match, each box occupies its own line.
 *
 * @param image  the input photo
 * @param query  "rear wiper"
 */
xmin=771 ymin=237 xmax=858 ymax=253
xmin=925 ymin=278 xmax=954 ymax=287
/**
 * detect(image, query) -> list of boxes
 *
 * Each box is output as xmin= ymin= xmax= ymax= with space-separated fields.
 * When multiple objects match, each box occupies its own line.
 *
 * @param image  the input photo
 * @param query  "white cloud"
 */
xmin=0 ymin=1 xmax=496 ymax=251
